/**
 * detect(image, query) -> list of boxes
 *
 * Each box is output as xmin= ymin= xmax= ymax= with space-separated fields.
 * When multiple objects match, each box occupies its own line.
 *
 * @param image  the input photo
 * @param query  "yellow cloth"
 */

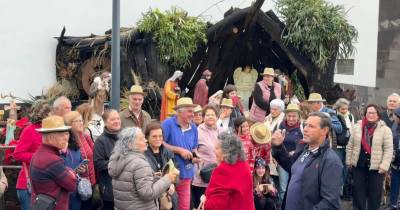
xmin=160 ymin=80 xmax=179 ymax=121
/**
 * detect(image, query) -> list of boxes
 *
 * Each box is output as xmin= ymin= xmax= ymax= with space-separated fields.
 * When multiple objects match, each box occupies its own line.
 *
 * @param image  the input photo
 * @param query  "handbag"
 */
xmin=31 ymin=191 xmax=63 ymax=210
xmin=77 ymin=176 xmax=92 ymax=201
xmin=77 ymin=135 xmax=93 ymax=200
xmin=199 ymin=163 xmax=217 ymax=183
xmin=159 ymin=192 xmax=173 ymax=210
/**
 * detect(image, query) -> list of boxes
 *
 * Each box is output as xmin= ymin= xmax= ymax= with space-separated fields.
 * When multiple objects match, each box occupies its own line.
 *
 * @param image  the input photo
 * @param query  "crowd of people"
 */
xmin=1 ymin=67 xmax=400 ymax=210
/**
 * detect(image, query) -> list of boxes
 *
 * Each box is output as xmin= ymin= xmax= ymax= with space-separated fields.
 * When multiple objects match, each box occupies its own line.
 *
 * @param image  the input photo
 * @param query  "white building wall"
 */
xmin=330 ymin=0 xmax=380 ymax=88
xmin=0 ymin=0 xmax=377 ymax=102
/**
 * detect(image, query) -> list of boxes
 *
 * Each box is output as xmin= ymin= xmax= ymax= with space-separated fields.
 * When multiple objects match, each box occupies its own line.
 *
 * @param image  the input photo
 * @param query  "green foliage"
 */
xmin=276 ymin=0 xmax=358 ymax=70
xmin=291 ymin=70 xmax=306 ymax=100
xmin=137 ymin=7 xmax=207 ymax=68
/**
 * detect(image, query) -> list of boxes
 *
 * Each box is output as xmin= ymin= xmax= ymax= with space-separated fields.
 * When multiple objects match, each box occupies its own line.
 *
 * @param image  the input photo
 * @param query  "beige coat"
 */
xmin=0 ymin=167 xmax=7 ymax=197
xmin=346 ymin=120 xmax=393 ymax=171
xmin=108 ymin=151 xmax=171 ymax=210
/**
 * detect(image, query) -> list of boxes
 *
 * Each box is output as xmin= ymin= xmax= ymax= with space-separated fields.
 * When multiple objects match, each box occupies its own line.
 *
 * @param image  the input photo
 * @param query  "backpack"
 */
xmin=335 ymin=114 xmax=351 ymax=146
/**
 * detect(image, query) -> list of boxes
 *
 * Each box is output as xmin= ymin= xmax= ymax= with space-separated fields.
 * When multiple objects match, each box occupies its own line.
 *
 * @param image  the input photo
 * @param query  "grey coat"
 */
xmin=108 ymin=150 xmax=171 ymax=210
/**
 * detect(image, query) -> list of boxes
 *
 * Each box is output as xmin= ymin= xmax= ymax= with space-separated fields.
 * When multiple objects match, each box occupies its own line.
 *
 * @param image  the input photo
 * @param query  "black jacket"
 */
xmin=94 ymin=128 xmax=119 ymax=202
xmin=273 ymin=140 xmax=342 ymax=210
xmin=382 ymin=110 xmax=394 ymax=128
xmin=144 ymin=145 xmax=175 ymax=173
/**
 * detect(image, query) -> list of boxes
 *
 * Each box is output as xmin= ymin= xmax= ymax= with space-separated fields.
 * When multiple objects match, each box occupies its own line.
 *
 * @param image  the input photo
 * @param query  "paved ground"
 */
xmin=341 ymin=200 xmax=390 ymax=210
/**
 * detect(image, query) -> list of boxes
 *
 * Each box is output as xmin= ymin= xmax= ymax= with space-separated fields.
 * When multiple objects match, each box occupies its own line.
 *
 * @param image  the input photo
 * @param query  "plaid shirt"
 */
xmin=30 ymin=144 xmax=77 ymax=210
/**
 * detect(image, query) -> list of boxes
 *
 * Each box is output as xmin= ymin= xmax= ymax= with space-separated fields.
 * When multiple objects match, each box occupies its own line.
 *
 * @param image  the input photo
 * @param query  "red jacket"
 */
xmin=204 ymin=160 xmax=255 ymax=210
xmin=193 ymin=79 xmax=209 ymax=107
xmin=78 ymin=133 xmax=96 ymax=185
xmin=13 ymin=123 xmax=42 ymax=189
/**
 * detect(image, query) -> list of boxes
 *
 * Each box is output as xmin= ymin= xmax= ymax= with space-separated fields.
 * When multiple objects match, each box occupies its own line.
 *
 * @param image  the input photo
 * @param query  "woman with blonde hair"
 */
xmin=64 ymin=111 xmax=96 ymax=209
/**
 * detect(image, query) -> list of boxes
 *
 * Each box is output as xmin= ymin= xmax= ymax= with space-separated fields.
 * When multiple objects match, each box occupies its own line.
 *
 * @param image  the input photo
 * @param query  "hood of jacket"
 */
xmin=108 ymin=150 xmax=140 ymax=178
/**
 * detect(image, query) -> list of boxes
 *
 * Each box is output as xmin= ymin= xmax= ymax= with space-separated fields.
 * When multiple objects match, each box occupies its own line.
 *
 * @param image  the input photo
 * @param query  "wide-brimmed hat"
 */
xmin=285 ymin=103 xmax=301 ymax=113
xmin=36 ymin=116 xmax=71 ymax=133
xmin=307 ymin=93 xmax=326 ymax=102
xmin=220 ymin=98 xmax=234 ymax=108
xmin=250 ymin=122 xmax=272 ymax=144
xmin=129 ymin=85 xmax=145 ymax=95
xmin=261 ymin=68 xmax=275 ymax=76
xmin=194 ymin=105 xmax=202 ymax=113
xmin=174 ymin=97 xmax=197 ymax=110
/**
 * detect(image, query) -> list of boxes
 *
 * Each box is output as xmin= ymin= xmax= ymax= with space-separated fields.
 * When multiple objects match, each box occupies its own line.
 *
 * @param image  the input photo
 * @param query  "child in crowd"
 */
xmin=253 ymin=157 xmax=277 ymax=210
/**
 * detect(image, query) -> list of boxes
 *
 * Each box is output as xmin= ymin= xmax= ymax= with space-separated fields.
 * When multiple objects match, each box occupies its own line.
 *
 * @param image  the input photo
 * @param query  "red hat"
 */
xmin=202 ymin=69 xmax=212 ymax=76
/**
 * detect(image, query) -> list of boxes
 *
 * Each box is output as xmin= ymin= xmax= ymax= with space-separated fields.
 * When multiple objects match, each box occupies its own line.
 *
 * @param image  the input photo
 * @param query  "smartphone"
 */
xmin=75 ymin=159 xmax=89 ymax=170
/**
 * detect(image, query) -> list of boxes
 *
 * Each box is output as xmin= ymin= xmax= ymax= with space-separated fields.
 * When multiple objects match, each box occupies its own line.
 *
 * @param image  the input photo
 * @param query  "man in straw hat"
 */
xmin=29 ymin=116 xmax=78 ymax=210
xmin=193 ymin=69 xmax=212 ymax=107
xmin=160 ymin=70 xmax=183 ymax=121
xmin=307 ymin=93 xmax=342 ymax=148
xmin=119 ymin=85 xmax=152 ymax=131
xmin=217 ymin=98 xmax=235 ymax=132
xmin=250 ymin=67 xmax=282 ymax=122
xmin=161 ymin=97 xmax=201 ymax=210
xmin=271 ymin=112 xmax=342 ymax=210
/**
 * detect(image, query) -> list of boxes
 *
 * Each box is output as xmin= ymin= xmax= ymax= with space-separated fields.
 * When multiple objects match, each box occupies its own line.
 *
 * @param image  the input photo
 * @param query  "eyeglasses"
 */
xmin=366 ymin=112 xmax=377 ymax=115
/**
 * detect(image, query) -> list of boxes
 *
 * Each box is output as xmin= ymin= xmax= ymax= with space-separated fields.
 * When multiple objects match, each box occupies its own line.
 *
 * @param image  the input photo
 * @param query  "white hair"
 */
xmin=53 ymin=96 xmax=71 ymax=109
xmin=387 ymin=93 xmax=400 ymax=103
xmin=333 ymin=98 xmax=350 ymax=110
xmin=270 ymin=99 xmax=285 ymax=111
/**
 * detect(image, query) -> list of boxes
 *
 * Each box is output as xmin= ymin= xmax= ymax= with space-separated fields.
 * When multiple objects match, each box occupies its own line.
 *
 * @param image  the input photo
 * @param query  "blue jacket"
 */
xmin=320 ymin=107 xmax=342 ymax=134
xmin=279 ymin=121 xmax=303 ymax=152
xmin=273 ymin=140 xmax=342 ymax=210
xmin=392 ymin=123 xmax=400 ymax=165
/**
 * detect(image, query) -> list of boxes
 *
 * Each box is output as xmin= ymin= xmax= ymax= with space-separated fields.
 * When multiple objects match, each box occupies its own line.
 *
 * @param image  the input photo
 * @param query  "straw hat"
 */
xmin=129 ymin=85 xmax=145 ymax=95
xmin=307 ymin=93 xmax=326 ymax=102
xmin=174 ymin=97 xmax=197 ymax=110
xmin=250 ymin=122 xmax=272 ymax=144
xmin=285 ymin=103 xmax=301 ymax=113
xmin=36 ymin=116 xmax=71 ymax=133
xmin=220 ymin=98 xmax=234 ymax=108
xmin=194 ymin=105 xmax=202 ymax=113
xmin=261 ymin=68 xmax=275 ymax=76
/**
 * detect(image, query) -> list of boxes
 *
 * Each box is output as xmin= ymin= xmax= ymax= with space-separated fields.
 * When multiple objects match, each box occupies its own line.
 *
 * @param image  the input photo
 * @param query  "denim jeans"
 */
xmin=16 ymin=189 xmax=31 ymax=210
xmin=390 ymin=167 xmax=400 ymax=207
xmin=277 ymin=165 xmax=289 ymax=202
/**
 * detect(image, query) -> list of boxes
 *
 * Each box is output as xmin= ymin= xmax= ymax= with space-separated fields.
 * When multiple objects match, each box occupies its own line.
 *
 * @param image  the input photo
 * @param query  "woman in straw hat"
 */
xmin=217 ymin=98 xmax=235 ymax=132
xmin=276 ymin=103 xmax=304 ymax=202
xmin=193 ymin=105 xmax=204 ymax=126
xmin=249 ymin=68 xmax=282 ymax=122
xmin=249 ymin=122 xmax=272 ymax=172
